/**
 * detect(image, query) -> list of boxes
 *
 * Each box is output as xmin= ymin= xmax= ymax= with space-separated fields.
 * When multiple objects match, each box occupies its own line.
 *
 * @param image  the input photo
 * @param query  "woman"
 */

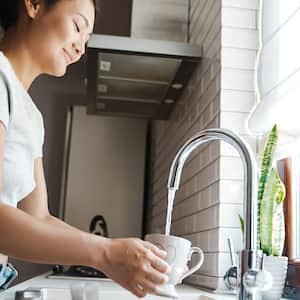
xmin=0 ymin=0 xmax=169 ymax=296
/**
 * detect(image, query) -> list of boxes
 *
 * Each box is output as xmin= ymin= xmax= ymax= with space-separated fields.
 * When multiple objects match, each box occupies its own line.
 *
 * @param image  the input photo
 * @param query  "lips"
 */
xmin=63 ymin=49 xmax=73 ymax=65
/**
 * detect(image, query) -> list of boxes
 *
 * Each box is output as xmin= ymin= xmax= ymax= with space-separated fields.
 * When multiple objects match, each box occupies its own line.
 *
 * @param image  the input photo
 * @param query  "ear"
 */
xmin=24 ymin=0 xmax=41 ymax=19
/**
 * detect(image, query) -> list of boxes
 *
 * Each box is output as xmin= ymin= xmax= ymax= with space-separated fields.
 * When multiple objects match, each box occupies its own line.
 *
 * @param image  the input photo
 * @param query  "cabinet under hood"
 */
xmin=86 ymin=0 xmax=201 ymax=120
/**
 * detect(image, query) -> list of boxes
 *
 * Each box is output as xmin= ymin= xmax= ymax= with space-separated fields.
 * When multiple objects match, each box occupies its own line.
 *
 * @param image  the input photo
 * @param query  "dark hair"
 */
xmin=0 ymin=0 xmax=97 ymax=31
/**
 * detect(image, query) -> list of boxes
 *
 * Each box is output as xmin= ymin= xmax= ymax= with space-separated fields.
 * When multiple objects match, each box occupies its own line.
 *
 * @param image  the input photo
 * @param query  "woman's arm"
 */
xmin=46 ymin=215 xmax=82 ymax=232
xmin=0 ymin=124 xmax=169 ymax=298
xmin=0 ymin=203 xmax=170 ymax=297
xmin=0 ymin=125 xmax=103 ymax=267
xmin=0 ymin=146 xmax=101 ymax=265
xmin=0 ymin=128 xmax=97 ymax=266
xmin=18 ymin=157 xmax=82 ymax=233
xmin=0 ymin=202 xmax=105 ymax=266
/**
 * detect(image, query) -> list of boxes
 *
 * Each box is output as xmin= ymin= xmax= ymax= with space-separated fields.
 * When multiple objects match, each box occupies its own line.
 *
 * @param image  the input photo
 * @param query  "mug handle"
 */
xmin=179 ymin=247 xmax=204 ymax=282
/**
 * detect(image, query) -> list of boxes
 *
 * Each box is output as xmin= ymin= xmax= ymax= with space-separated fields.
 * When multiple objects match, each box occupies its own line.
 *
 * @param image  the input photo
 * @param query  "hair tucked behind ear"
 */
xmin=0 ymin=0 xmax=97 ymax=32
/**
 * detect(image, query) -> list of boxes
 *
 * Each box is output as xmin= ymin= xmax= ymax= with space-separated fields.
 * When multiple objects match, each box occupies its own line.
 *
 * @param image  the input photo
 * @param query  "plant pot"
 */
xmin=262 ymin=256 xmax=288 ymax=300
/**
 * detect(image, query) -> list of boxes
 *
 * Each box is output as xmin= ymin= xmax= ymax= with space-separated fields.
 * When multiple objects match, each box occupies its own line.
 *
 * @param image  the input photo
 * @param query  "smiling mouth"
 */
xmin=63 ymin=49 xmax=73 ymax=64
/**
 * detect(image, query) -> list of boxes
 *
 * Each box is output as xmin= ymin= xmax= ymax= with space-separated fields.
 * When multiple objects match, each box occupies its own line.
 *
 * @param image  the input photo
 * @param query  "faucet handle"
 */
xmin=224 ymin=265 xmax=238 ymax=290
xmin=243 ymin=269 xmax=272 ymax=295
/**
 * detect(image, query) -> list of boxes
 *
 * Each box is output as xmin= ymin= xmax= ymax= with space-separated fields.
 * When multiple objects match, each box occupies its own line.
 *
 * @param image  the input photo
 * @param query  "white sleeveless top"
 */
xmin=0 ymin=52 xmax=45 ymax=207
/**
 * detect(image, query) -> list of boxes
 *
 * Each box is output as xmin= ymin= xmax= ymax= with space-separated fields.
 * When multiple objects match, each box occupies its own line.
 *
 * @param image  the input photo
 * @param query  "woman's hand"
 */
xmin=101 ymin=238 xmax=170 ymax=298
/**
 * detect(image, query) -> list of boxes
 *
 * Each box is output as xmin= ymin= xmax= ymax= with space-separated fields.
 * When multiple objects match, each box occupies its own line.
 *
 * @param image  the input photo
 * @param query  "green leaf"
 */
xmin=258 ymin=125 xmax=278 ymax=202
xmin=238 ymin=214 xmax=244 ymax=235
xmin=272 ymin=202 xmax=285 ymax=256
xmin=260 ymin=167 xmax=286 ymax=256
xmin=257 ymin=125 xmax=278 ymax=249
xmin=271 ymin=169 xmax=286 ymax=256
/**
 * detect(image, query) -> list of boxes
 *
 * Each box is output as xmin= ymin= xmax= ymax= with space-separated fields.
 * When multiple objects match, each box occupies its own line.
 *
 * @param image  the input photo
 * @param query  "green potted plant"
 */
xmin=258 ymin=124 xmax=287 ymax=300
xmin=240 ymin=124 xmax=288 ymax=300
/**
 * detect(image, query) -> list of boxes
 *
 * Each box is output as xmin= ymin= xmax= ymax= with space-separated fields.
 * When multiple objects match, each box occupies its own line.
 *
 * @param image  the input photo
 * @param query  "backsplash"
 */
xmin=147 ymin=0 xmax=259 ymax=291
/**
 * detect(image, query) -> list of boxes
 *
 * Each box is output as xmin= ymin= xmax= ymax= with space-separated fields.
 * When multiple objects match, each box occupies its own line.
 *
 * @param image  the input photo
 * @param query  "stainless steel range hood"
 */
xmin=86 ymin=0 xmax=201 ymax=120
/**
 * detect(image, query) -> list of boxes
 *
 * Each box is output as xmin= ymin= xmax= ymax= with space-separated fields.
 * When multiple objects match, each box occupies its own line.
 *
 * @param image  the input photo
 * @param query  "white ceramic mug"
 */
xmin=145 ymin=233 xmax=204 ymax=298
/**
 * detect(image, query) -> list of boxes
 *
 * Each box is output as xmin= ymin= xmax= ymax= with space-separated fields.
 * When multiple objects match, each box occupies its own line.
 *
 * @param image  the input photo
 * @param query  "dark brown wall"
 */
xmin=11 ymin=0 xmax=133 ymax=285
xmin=94 ymin=0 xmax=132 ymax=36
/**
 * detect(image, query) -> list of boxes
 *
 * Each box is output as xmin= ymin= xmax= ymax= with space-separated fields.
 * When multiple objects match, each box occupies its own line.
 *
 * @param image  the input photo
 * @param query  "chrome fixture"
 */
xmin=167 ymin=128 xmax=266 ymax=299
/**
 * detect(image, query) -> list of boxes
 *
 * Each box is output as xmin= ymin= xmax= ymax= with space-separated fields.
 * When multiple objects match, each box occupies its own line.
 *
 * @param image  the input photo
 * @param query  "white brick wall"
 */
xmin=146 ymin=0 xmax=259 ymax=291
xmin=217 ymin=0 xmax=259 ymax=291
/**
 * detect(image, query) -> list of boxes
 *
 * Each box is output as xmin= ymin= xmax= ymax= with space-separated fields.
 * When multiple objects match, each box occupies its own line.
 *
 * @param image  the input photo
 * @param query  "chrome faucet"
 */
xmin=167 ymin=128 xmax=264 ymax=300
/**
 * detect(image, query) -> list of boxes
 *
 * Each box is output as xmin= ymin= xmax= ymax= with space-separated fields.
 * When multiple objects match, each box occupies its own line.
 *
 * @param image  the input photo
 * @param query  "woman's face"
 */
xmin=25 ymin=0 xmax=95 ymax=76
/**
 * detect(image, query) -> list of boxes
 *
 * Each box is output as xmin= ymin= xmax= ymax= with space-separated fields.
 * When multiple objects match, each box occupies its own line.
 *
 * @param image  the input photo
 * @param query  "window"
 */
xmin=248 ymin=1 xmax=300 ymax=135
xmin=248 ymin=1 xmax=300 ymax=296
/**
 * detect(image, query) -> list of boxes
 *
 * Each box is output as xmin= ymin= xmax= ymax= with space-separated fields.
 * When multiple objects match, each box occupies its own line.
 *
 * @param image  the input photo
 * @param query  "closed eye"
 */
xmin=73 ymin=21 xmax=80 ymax=33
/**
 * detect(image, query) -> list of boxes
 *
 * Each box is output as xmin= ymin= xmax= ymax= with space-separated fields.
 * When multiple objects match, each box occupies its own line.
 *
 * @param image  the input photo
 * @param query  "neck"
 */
xmin=0 ymin=28 xmax=41 ymax=91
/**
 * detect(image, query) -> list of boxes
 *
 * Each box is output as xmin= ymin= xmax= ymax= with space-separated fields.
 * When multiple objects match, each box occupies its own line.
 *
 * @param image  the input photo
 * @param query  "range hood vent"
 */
xmin=86 ymin=0 xmax=201 ymax=120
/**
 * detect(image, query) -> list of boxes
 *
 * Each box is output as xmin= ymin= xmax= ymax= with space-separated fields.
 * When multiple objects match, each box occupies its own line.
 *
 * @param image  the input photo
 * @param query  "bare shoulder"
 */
xmin=34 ymin=156 xmax=44 ymax=174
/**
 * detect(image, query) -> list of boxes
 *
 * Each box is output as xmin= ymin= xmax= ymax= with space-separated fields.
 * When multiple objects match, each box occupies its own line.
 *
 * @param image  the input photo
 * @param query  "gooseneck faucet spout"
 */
xmin=167 ymin=128 xmax=263 ymax=299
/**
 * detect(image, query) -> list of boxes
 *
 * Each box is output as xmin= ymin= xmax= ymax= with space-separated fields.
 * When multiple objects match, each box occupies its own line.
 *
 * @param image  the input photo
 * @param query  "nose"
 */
xmin=72 ymin=40 xmax=85 ymax=59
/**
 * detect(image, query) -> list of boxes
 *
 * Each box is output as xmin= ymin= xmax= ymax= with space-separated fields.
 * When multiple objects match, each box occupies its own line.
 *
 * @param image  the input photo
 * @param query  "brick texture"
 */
xmin=146 ymin=0 xmax=259 ymax=291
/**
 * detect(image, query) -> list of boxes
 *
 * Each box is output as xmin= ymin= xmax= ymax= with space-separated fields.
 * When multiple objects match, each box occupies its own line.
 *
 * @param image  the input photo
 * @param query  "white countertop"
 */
xmin=1 ymin=273 xmax=235 ymax=300
xmin=2 ymin=273 xmax=291 ymax=300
